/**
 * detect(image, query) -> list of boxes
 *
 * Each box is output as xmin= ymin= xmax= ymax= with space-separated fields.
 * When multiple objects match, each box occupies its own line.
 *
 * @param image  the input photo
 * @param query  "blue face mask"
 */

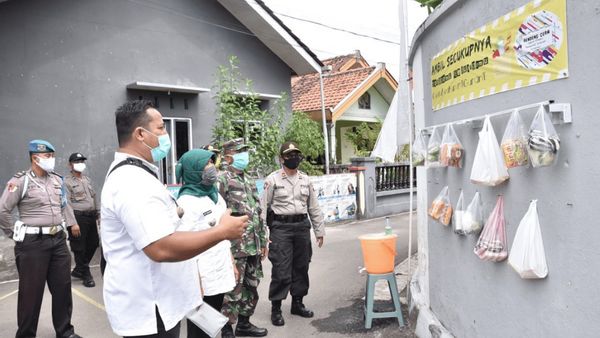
xmin=232 ymin=152 xmax=249 ymax=170
xmin=142 ymin=128 xmax=172 ymax=162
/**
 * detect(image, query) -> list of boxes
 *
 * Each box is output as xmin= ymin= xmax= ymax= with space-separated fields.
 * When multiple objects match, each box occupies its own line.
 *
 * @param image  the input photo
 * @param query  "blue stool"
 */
xmin=364 ymin=272 xmax=405 ymax=329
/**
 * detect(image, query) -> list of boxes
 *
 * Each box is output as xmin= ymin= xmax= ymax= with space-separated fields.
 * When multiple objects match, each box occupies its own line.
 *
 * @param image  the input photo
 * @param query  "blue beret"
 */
xmin=29 ymin=139 xmax=55 ymax=153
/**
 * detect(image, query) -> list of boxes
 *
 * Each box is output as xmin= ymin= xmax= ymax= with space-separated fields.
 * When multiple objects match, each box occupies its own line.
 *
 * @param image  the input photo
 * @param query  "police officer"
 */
xmin=261 ymin=141 xmax=325 ymax=327
xmin=0 ymin=140 xmax=82 ymax=338
xmin=219 ymin=138 xmax=268 ymax=338
xmin=65 ymin=152 xmax=99 ymax=288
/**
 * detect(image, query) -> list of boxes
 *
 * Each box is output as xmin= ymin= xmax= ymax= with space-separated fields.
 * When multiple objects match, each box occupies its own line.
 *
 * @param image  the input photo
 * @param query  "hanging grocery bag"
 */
xmin=474 ymin=195 xmax=508 ymax=262
xmin=453 ymin=190 xmax=465 ymax=235
xmin=470 ymin=116 xmax=509 ymax=186
xmin=501 ymin=109 xmax=529 ymax=168
xmin=428 ymin=186 xmax=452 ymax=226
xmin=462 ymin=192 xmax=484 ymax=235
xmin=528 ymin=105 xmax=560 ymax=168
xmin=440 ymin=123 xmax=464 ymax=168
xmin=412 ymin=131 xmax=427 ymax=166
xmin=508 ymin=200 xmax=548 ymax=279
xmin=426 ymin=127 xmax=443 ymax=168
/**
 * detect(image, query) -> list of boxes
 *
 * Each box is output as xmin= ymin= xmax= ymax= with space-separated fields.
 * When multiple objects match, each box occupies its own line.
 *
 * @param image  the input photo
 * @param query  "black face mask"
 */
xmin=283 ymin=156 xmax=302 ymax=170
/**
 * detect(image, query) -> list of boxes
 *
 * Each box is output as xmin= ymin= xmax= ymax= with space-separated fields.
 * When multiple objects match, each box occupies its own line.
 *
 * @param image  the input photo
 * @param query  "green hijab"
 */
xmin=175 ymin=149 xmax=219 ymax=203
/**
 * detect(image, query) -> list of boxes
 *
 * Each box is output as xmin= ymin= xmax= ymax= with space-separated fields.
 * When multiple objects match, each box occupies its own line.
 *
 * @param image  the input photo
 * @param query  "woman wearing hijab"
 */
xmin=176 ymin=149 xmax=238 ymax=338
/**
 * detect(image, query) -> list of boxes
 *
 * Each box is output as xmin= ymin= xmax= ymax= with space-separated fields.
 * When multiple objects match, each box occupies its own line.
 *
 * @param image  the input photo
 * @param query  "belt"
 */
xmin=74 ymin=210 xmax=97 ymax=217
xmin=24 ymin=224 xmax=64 ymax=235
xmin=273 ymin=214 xmax=308 ymax=223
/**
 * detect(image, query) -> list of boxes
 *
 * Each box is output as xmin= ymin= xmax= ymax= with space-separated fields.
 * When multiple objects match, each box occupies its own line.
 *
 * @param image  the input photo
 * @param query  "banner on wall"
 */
xmin=310 ymin=173 xmax=357 ymax=223
xmin=431 ymin=0 xmax=568 ymax=110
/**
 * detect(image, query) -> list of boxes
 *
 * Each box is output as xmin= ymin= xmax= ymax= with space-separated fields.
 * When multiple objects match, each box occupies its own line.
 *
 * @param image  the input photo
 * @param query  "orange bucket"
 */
xmin=358 ymin=233 xmax=397 ymax=274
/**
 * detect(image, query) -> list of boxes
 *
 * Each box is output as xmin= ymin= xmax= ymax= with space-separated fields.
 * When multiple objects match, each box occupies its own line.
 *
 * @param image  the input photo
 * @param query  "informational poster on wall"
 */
xmin=310 ymin=173 xmax=357 ymax=223
xmin=431 ymin=0 xmax=568 ymax=110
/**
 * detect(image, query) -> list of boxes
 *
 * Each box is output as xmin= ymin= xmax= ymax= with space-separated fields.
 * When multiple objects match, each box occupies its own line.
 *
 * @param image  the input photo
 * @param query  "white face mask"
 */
xmin=73 ymin=163 xmax=86 ymax=173
xmin=36 ymin=156 xmax=56 ymax=172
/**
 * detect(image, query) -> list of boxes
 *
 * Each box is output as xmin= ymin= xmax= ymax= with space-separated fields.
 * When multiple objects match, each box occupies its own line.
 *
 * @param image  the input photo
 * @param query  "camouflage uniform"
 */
xmin=219 ymin=164 xmax=268 ymax=324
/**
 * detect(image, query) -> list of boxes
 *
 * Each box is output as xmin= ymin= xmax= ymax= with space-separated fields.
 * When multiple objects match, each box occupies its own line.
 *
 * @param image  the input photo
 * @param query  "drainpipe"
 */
xmin=319 ymin=66 xmax=332 ymax=174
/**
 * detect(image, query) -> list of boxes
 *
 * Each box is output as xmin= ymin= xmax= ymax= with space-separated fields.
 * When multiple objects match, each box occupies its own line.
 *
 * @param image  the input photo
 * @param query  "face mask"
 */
xmin=201 ymin=165 xmax=218 ymax=186
xmin=283 ymin=156 xmax=302 ymax=170
xmin=36 ymin=156 xmax=56 ymax=172
xmin=232 ymin=152 xmax=249 ymax=171
xmin=73 ymin=163 xmax=86 ymax=173
xmin=141 ymin=128 xmax=171 ymax=162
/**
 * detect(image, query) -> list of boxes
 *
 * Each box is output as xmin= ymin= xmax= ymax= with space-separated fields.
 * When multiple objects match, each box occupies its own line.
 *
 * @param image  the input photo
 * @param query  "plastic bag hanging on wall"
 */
xmin=440 ymin=123 xmax=464 ymax=168
xmin=474 ymin=195 xmax=508 ymax=262
xmin=427 ymin=126 xmax=443 ymax=168
xmin=528 ymin=104 xmax=561 ymax=168
xmin=428 ymin=186 xmax=452 ymax=226
xmin=501 ymin=109 xmax=529 ymax=168
xmin=508 ymin=200 xmax=548 ymax=279
xmin=463 ymin=192 xmax=484 ymax=235
xmin=453 ymin=190 xmax=465 ymax=235
xmin=470 ymin=116 xmax=509 ymax=186
xmin=412 ymin=131 xmax=427 ymax=166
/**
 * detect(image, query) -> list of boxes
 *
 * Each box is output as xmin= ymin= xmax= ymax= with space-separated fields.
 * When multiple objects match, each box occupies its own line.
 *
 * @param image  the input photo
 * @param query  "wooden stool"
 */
xmin=363 ymin=272 xmax=405 ymax=329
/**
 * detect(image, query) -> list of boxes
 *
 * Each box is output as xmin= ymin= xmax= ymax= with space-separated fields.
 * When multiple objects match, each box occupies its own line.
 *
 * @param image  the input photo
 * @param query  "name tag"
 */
xmin=203 ymin=210 xmax=212 ymax=217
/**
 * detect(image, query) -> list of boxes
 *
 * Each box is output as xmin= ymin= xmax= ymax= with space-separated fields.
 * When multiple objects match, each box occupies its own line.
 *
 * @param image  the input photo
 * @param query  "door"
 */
xmin=159 ymin=118 xmax=192 ymax=184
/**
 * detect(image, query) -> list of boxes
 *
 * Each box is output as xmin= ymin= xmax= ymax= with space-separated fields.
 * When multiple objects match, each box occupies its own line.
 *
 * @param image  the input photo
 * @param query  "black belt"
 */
xmin=273 ymin=214 xmax=307 ymax=223
xmin=74 ymin=210 xmax=97 ymax=217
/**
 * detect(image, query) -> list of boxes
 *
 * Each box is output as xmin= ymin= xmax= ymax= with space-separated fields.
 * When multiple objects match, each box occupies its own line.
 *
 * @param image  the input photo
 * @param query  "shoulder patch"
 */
xmin=7 ymin=182 xmax=18 ymax=193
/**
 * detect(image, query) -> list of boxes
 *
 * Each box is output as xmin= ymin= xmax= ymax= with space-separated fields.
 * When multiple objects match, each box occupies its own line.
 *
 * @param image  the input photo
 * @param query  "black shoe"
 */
xmin=71 ymin=270 xmax=84 ymax=280
xmin=235 ymin=316 xmax=268 ymax=337
xmin=271 ymin=311 xmax=285 ymax=326
xmin=83 ymin=278 xmax=95 ymax=288
xmin=291 ymin=302 xmax=314 ymax=318
xmin=221 ymin=324 xmax=235 ymax=338
xmin=67 ymin=334 xmax=83 ymax=338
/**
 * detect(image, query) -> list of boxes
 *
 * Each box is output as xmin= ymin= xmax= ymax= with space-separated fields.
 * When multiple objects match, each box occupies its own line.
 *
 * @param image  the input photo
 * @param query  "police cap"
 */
xmin=28 ymin=139 xmax=55 ymax=153
xmin=69 ymin=152 xmax=87 ymax=162
xmin=280 ymin=141 xmax=302 ymax=156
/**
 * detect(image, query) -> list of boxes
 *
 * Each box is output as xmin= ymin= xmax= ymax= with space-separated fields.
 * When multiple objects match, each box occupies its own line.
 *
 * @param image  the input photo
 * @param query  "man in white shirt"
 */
xmin=101 ymin=100 xmax=248 ymax=338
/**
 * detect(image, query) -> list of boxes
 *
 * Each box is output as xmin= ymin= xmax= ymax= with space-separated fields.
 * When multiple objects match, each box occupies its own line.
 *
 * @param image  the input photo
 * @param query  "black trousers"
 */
xmin=124 ymin=307 xmax=180 ymax=338
xmin=268 ymin=219 xmax=312 ymax=301
xmin=69 ymin=213 xmax=99 ymax=278
xmin=187 ymin=293 xmax=225 ymax=338
xmin=14 ymin=231 xmax=74 ymax=338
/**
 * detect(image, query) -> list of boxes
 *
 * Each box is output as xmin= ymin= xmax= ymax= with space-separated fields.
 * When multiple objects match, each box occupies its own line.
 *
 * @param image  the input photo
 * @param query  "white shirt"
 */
xmin=177 ymin=194 xmax=236 ymax=296
xmin=101 ymin=152 xmax=201 ymax=336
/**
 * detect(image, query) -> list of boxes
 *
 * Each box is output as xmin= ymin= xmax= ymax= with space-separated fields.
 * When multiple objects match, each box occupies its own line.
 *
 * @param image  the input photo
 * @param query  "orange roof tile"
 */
xmin=292 ymin=66 xmax=375 ymax=113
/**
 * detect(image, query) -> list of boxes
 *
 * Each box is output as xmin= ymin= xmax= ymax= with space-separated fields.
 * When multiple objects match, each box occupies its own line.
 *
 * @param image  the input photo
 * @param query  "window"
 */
xmin=358 ymin=92 xmax=371 ymax=109
xmin=232 ymin=120 xmax=262 ymax=146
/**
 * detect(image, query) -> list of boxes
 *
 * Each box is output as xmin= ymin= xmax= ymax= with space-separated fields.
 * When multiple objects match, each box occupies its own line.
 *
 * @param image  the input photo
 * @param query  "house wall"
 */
xmin=0 ymin=0 xmax=293 ymax=190
xmin=409 ymin=0 xmax=599 ymax=337
xmin=335 ymin=87 xmax=390 ymax=163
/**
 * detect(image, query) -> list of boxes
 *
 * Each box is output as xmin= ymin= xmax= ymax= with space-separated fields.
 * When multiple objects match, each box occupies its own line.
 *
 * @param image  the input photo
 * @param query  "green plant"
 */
xmin=284 ymin=111 xmax=325 ymax=175
xmin=212 ymin=56 xmax=286 ymax=177
xmin=414 ymin=0 xmax=443 ymax=13
xmin=344 ymin=120 xmax=382 ymax=157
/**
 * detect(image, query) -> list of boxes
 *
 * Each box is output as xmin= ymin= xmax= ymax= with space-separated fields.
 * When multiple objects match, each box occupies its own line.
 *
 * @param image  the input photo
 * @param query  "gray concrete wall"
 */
xmin=410 ymin=0 xmax=600 ymax=337
xmin=0 ymin=0 xmax=293 ymax=192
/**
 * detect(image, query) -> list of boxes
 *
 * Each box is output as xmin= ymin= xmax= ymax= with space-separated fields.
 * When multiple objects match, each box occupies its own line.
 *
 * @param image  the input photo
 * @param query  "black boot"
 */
xmin=235 ymin=315 xmax=268 ymax=337
xmin=221 ymin=323 xmax=235 ymax=338
xmin=291 ymin=297 xmax=314 ymax=318
xmin=271 ymin=300 xmax=285 ymax=326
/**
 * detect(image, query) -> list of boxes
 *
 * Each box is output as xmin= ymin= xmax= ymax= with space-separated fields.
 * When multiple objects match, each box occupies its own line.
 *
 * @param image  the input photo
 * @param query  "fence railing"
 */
xmin=375 ymin=163 xmax=416 ymax=191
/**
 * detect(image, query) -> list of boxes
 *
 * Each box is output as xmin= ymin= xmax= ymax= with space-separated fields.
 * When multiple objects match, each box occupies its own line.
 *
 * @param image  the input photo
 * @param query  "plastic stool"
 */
xmin=363 ymin=272 xmax=405 ymax=329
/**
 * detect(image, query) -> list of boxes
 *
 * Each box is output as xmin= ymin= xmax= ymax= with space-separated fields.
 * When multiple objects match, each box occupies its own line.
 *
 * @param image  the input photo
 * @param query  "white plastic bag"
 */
xmin=470 ymin=116 xmax=509 ymax=186
xmin=186 ymin=302 xmax=229 ymax=338
xmin=426 ymin=127 xmax=443 ymax=168
xmin=412 ymin=131 xmax=427 ymax=166
xmin=462 ymin=192 xmax=484 ymax=235
xmin=528 ymin=105 xmax=560 ymax=168
xmin=501 ymin=109 xmax=529 ymax=168
xmin=508 ymin=200 xmax=548 ymax=279
xmin=440 ymin=124 xmax=464 ymax=168
xmin=453 ymin=191 xmax=465 ymax=235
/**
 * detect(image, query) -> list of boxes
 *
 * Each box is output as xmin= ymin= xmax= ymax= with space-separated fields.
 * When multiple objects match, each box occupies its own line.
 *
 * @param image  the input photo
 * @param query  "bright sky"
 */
xmin=262 ymin=0 xmax=429 ymax=80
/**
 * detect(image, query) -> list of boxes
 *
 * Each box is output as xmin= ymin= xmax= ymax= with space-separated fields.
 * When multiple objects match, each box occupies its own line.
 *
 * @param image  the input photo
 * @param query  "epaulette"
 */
xmin=50 ymin=172 xmax=63 ymax=179
xmin=13 ymin=171 xmax=27 ymax=178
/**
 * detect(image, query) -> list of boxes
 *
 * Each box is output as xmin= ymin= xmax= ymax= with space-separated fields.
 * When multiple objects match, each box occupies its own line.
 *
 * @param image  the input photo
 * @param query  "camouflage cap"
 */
xmin=202 ymin=144 xmax=221 ymax=154
xmin=280 ymin=141 xmax=302 ymax=155
xmin=222 ymin=138 xmax=249 ymax=152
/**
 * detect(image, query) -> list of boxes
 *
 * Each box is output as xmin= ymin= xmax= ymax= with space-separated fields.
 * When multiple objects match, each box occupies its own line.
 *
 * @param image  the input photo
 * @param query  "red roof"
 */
xmin=292 ymin=66 xmax=375 ymax=112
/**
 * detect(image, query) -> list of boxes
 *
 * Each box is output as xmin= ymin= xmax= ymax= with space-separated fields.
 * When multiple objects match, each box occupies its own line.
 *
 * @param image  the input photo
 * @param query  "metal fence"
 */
xmin=375 ymin=163 xmax=416 ymax=191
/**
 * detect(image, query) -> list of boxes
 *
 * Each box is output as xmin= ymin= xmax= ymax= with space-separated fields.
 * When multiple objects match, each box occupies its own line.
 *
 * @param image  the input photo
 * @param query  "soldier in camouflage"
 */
xmin=218 ymin=138 xmax=268 ymax=338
